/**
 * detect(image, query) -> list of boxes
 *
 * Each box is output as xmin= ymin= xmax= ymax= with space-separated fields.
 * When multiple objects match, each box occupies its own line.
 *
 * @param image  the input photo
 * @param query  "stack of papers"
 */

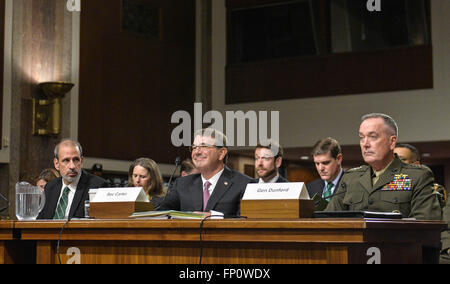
xmin=130 ymin=210 xmax=224 ymax=220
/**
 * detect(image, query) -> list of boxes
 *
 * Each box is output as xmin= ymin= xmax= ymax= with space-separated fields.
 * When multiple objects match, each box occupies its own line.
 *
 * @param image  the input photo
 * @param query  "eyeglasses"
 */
xmin=255 ymin=156 xmax=274 ymax=162
xmin=189 ymin=144 xmax=221 ymax=153
xmin=255 ymin=154 xmax=280 ymax=162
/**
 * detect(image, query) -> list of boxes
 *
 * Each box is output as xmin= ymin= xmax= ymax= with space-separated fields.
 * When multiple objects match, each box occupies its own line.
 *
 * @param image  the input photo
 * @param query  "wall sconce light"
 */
xmin=32 ymin=82 xmax=74 ymax=136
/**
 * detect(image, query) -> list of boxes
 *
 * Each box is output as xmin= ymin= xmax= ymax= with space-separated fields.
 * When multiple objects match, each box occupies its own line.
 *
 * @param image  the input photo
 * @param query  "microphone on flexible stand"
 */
xmin=157 ymin=157 xmax=181 ymax=211
xmin=312 ymin=182 xmax=348 ymax=209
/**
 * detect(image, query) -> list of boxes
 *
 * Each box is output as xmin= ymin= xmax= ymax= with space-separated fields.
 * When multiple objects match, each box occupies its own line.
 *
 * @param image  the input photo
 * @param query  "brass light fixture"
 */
xmin=32 ymin=82 xmax=74 ymax=136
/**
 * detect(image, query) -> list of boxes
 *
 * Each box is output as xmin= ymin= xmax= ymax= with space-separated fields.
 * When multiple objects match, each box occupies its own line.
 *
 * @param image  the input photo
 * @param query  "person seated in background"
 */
xmin=91 ymin=163 xmax=103 ymax=177
xmin=128 ymin=158 xmax=166 ymax=209
xmin=394 ymin=143 xmax=447 ymax=209
xmin=35 ymin=168 xmax=60 ymax=191
xmin=393 ymin=143 xmax=420 ymax=165
xmin=306 ymin=137 xmax=344 ymax=201
xmin=440 ymin=201 xmax=450 ymax=264
xmin=158 ymin=128 xmax=253 ymax=217
xmin=326 ymin=113 xmax=441 ymax=220
xmin=180 ymin=159 xmax=199 ymax=176
xmin=254 ymin=140 xmax=288 ymax=183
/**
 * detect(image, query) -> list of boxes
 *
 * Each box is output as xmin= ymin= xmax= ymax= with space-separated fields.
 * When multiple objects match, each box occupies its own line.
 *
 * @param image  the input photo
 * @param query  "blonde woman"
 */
xmin=128 ymin=158 xmax=166 ymax=208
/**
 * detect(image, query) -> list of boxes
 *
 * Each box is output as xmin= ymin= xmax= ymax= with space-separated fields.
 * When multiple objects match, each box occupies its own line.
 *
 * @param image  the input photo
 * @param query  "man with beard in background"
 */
xmin=254 ymin=140 xmax=288 ymax=183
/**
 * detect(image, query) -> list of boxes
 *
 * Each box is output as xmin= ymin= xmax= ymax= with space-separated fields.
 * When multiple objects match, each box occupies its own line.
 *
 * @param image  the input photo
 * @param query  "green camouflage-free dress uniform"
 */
xmin=326 ymin=156 xmax=442 ymax=220
xmin=433 ymin=183 xmax=447 ymax=209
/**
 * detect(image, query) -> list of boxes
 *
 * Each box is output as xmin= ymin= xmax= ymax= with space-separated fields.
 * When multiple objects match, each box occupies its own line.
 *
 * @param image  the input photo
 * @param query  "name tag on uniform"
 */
xmin=381 ymin=174 xmax=412 ymax=191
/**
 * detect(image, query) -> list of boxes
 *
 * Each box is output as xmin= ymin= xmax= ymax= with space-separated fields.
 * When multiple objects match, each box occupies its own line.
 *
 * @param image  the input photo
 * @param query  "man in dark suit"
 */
xmin=158 ymin=128 xmax=253 ymax=217
xmin=254 ymin=140 xmax=288 ymax=183
xmin=37 ymin=139 xmax=108 ymax=220
xmin=306 ymin=137 xmax=343 ymax=200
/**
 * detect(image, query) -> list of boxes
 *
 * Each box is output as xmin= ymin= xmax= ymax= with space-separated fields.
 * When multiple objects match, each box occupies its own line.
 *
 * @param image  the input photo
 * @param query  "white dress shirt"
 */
xmin=258 ymin=173 xmax=280 ymax=184
xmin=201 ymin=167 xmax=225 ymax=197
xmin=200 ymin=167 xmax=225 ymax=216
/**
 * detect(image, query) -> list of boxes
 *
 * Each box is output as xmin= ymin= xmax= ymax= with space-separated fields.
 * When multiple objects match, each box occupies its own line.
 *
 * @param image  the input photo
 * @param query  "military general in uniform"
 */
xmin=326 ymin=113 xmax=441 ymax=221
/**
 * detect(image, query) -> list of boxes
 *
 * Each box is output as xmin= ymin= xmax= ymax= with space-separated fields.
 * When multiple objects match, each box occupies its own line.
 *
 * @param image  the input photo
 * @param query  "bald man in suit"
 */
xmin=37 ymin=139 xmax=108 ymax=220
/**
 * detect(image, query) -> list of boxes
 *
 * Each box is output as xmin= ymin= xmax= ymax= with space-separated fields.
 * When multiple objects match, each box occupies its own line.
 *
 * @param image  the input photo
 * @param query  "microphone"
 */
xmin=157 ymin=157 xmax=181 ymax=211
xmin=167 ymin=157 xmax=181 ymax=192
xmin=57 ymin=216 xmax=71 ymax=264
xmin=0 ymin=192 xmax=10 ymax=213
xmin=313 ymin=182 xmax=348 ymax=208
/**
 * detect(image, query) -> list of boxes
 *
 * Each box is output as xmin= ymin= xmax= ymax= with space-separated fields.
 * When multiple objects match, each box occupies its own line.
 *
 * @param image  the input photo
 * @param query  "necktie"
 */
xmin=203 ymin=181 xmax=211 ymax=212
xmin=54 ymin=187 xmax=71 ymax=220
xmin=323 ymin=182 xmax=334 ymax=202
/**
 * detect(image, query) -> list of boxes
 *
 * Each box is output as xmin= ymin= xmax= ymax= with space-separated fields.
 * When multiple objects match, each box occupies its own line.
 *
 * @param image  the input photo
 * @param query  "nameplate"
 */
xmin=91 ymin=187 xmax=149 ymax=203
xmin=242 ymin=182 xmax=310 ymax=200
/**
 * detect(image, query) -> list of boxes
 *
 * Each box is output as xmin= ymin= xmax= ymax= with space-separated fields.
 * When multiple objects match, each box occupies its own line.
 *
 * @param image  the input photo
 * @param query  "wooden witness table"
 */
xmin=0 ymin=221 xmax=16 ymax=264
xmin=7 ymin=218 xmax=445 ymax=264
xmin=0 ymin=220 xmax=36 ymax=264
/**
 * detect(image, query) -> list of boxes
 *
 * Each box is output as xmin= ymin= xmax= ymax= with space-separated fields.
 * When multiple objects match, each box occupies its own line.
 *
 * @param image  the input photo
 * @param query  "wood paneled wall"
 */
xmin=226 ymin=45 xmax=433 ymax=104
xmin=79 ymin=0 xmax=196 ymax=164
xmin=1 ymin=0 xmax=73 ymax=217
xmin=287 ymin=166 xmax=319 ymax=184
xmin=225 ymin=0 xmax=433 ymax=104
xmin=13 ymin=0 xmax=71 ymax=179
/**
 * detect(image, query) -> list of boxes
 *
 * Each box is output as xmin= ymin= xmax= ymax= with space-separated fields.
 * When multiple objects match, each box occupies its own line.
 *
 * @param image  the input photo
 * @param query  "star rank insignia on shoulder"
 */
xmin=346 ymin=165 xmax=368 ymax=173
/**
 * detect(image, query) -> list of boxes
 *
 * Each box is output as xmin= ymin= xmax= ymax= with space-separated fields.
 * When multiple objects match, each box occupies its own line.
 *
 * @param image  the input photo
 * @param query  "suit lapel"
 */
xmin=49 ymin=178 xmax=63 ymax=217
xmin=315 ymin=180 xmax=325 ymax=197
xmin=68 ymin=171 xmax=87 ymax=218
xmin=205 ymin=167 xmax=233 ymax=211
